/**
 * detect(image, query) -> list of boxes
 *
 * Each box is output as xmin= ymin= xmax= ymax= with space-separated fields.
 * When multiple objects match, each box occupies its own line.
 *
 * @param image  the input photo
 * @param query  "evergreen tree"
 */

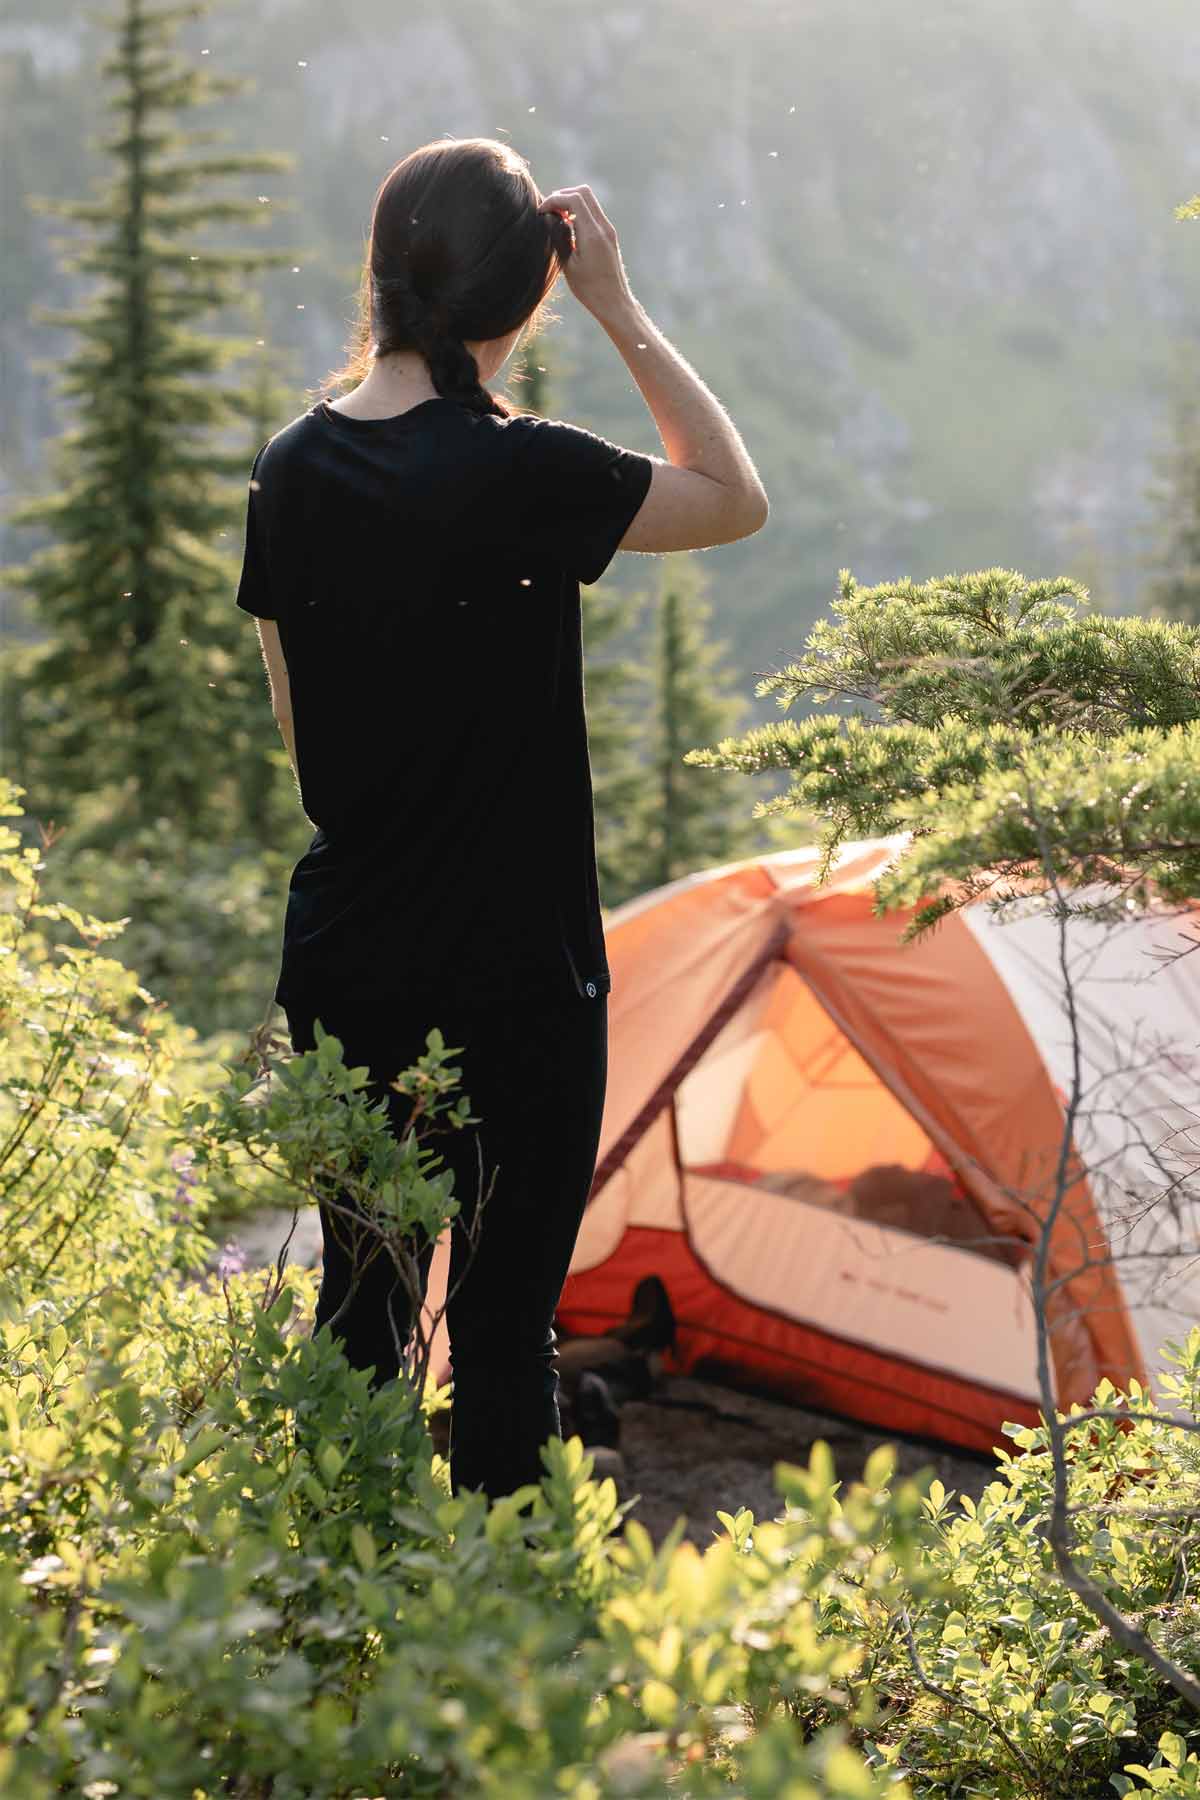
xmin=1139 ymin=341 xmax=1200 ymax=624
xmin=514 ymin=326 xmax=553 ymax=417
xmin=515 ymin=325 xmax=798 ymax=904
xmin=687 ymin=566 xmax=1200 ymax=928
xmin=584 ymin=578 xmax=653 ymax=907
xmin=511 ymin=321 xmax=579 ymax=419
xmin=633 ymin=554 xmax=765 ymax=891
xmin=0 ymin=0 xmax=298 ymax=844
xmin=243 ymin=294 xmax=301 ymax=479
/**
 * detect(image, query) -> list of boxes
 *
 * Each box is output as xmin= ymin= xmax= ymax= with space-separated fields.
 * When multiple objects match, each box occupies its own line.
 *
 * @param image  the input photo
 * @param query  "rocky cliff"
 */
xmin=4 ymin=0 xmax=1200 ymax=693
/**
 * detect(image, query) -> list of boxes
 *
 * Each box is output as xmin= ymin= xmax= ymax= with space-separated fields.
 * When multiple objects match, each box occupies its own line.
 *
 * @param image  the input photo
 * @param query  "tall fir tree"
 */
xmin=584 ymin=578 xmax=654 ymax=906
xmin=0 ymin=0 xmax=298 ymax=844
xmin=632 ymin=554 xmax=767 ymax=892
xmin=1139 ymin=341 xmax=1200 ymax=624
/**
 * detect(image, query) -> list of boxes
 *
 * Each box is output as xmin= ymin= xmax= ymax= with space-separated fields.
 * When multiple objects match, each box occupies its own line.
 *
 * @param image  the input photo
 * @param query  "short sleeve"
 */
xmin=235 ymin=445 xmax=277 ymax=620
xmin=500 ymin=416 xmax=655 ymax=587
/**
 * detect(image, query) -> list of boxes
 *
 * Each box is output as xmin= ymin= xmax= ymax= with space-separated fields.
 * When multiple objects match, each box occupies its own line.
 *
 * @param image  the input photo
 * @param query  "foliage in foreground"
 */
xmin=781 ymin=1340 xmax=1200 ymax=1798
xmin=5 ymin=1297 xmax=1200 ymax=1800
xmin=0 ymin=1281 xmax=926 ymax=1800
xmin=3 ymin=766 xmax=1200 ymax=1796
xmin=0 ymin=769 xmax=907 ymax=1797
xmin=687 ymin=567 xmax=1200 ymax=932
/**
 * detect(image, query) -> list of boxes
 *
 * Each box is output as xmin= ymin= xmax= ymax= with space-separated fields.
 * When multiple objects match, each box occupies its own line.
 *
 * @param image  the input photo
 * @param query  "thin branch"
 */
xmin=898 ymin=1608 xmax=1038 ymax=1784
xmin=1027 ymin=771 xmax=1200 ymax=1714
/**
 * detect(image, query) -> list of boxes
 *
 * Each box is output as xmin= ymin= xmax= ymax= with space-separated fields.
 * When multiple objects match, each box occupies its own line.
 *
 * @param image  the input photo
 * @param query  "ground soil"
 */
xmin=608 ymin=1372 xmax=997 ymax=1548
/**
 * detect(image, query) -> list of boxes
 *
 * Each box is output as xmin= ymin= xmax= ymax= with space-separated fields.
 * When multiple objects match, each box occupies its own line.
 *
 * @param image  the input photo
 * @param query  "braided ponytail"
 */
xmin=422 ymin=327 xmax=498 ymax=417
xmin=378 ymin=287 xmax=505 ymax=420
xmin=319 ymin=138 xmax=575 ymax=418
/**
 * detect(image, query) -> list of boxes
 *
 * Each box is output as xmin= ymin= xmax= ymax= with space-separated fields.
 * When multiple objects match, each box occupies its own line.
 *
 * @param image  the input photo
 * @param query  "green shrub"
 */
xmin=779 ymin=1340 xmax=1200 ymax=1798
xmin=0 ymin=772 xmax=911 ymax=1798
xmin=0 ymin=777 xmax=225 ymax=1305
xmin=9 ymin=771 xmax=309 ymax=1044
xmin=0 ymin=1277 xmax=924 ymax=1797
xmin=10 ymin=763 xmax=1198 ymax=1796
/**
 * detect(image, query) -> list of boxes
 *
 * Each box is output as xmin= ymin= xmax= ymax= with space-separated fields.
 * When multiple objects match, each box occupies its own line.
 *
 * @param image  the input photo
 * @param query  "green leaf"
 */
xmin=317 ymin=1442 xmax=344 ymax=1484
xmin=1159 ymin=1733 xmax=1186 ymax=1772
xmin=640 ymin=1679 xmax=678 ymax=1728
xmin=824 ymin=1744 xmax=881 ymax=1797
xmin=349 ymin=1524 xmax=376 ymax=1572
xmin=862 ymin=1443 xmax=895 ymax=1489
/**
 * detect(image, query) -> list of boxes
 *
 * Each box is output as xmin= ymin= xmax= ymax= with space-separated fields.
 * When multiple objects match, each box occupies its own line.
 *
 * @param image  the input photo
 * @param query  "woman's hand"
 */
xmin=537 ymin=184 xmax=636 ymax=322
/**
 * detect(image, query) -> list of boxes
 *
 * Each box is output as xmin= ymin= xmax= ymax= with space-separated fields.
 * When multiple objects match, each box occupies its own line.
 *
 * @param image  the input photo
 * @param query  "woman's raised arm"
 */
xmin=538 ymin=182 xmax=769 ymax=553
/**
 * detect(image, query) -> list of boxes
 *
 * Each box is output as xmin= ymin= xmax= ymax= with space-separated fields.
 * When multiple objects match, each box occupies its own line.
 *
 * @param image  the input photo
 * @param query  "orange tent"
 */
xmin=423 ymin=838 xmax=1200 ymax=1454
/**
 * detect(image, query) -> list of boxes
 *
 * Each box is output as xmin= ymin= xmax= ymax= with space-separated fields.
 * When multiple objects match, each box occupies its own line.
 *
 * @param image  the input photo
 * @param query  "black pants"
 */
xmin=285 ymin=984 xmax=608 ymax=1502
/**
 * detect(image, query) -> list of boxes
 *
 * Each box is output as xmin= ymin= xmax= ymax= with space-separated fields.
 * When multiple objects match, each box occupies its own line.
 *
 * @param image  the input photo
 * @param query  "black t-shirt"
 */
xmin=235 ymin=394 xmax=655 ymax=1020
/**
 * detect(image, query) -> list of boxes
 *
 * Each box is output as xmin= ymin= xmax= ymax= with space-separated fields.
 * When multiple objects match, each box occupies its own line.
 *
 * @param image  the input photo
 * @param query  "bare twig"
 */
xmin=898 ymin=1608 xmax=1038 ymax=1784
xmin=1027 ymin=773 xmax=1200 ymax=1713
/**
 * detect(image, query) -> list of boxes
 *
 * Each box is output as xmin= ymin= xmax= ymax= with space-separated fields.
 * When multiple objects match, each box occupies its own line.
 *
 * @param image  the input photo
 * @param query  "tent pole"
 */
xmin=588 ymin=919 xmax=791 ymax=1204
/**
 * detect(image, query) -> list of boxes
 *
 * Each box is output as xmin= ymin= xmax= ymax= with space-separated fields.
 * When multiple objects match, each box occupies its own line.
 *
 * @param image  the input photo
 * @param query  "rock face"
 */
xmin=4 ymin=0 xmax=1200 ymax=665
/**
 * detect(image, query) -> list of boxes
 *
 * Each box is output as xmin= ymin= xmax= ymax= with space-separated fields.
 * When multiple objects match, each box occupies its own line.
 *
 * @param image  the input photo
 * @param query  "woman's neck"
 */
xmin=332 ymin=356 xmax=440 ymax=417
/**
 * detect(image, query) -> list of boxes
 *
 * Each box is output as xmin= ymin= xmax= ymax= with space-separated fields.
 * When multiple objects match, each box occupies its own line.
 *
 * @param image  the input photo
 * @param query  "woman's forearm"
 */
xmin=595 ymin=292 xmax=767 ymax=514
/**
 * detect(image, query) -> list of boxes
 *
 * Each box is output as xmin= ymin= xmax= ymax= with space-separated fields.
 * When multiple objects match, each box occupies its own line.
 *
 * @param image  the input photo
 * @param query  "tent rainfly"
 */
xmin=421 ymin=838 xmax=1200 ymax=1456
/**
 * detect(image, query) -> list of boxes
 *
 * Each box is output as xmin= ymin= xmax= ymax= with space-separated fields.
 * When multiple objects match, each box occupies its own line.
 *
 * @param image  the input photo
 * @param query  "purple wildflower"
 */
xmin=170 ymin=1146 xmax=198 ymax=1210
xmin=216 ymin=1242 xmax=247 ymax=1281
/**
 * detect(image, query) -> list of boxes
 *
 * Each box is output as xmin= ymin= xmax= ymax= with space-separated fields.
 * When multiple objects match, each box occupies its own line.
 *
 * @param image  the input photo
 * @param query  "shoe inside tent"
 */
xmin=422 ymin=838 xmax=1200 ymax=1456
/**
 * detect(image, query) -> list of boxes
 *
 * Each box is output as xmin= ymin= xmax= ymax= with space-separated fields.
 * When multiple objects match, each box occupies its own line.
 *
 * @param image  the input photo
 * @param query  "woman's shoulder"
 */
xmin=478 ymin=408 xmax=635 ymax=468
xmin=251 ymin=407 xmax=324 ymax=478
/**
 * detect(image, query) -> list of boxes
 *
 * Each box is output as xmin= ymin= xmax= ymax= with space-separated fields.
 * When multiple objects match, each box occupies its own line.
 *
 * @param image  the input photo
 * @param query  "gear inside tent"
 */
xmin=545 ymin=838 xmax=1200 ymax=1455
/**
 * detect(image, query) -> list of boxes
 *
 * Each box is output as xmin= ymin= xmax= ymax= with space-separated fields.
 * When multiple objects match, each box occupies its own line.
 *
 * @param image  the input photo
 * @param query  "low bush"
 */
xmin=4 ymin=767 xmax=1199 ymax=1797
xmin=0 ymin=1277 xmax=927 ymax=1798
xmin=788 ymin=1344 xmax=1200 ymax=1797
xmin=0 ymin=773 xmax=911 ymax=1797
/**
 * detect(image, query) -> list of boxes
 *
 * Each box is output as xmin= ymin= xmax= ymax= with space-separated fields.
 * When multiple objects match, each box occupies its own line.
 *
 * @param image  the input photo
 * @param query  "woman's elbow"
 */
xmin=745 ymin=491 xmax=769 ymax=534
xmin=725 ymin=489 xmax=769 ymax=542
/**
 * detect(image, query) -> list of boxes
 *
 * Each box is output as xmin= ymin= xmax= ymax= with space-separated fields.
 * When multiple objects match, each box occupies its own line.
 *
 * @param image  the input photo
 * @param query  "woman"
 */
xmin=235 ymin=136 xmax=768 ymax=1503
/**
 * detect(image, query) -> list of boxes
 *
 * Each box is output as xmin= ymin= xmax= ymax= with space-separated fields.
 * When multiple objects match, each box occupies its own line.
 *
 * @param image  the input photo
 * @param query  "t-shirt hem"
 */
xmin=275 ymin=958 xmax=609 ymax=1020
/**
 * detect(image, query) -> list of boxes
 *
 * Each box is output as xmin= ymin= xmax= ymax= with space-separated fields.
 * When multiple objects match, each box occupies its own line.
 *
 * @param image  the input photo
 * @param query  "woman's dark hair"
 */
xmin=319 ymin=136 xmax=573 ymax=419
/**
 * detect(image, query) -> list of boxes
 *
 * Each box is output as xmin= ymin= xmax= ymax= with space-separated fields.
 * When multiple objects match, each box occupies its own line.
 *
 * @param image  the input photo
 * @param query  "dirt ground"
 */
xmin=606 ymin=1372 xmax=997 ymax=1548
xmin=213 ymin=1207 xmax=1001 ymax=1548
